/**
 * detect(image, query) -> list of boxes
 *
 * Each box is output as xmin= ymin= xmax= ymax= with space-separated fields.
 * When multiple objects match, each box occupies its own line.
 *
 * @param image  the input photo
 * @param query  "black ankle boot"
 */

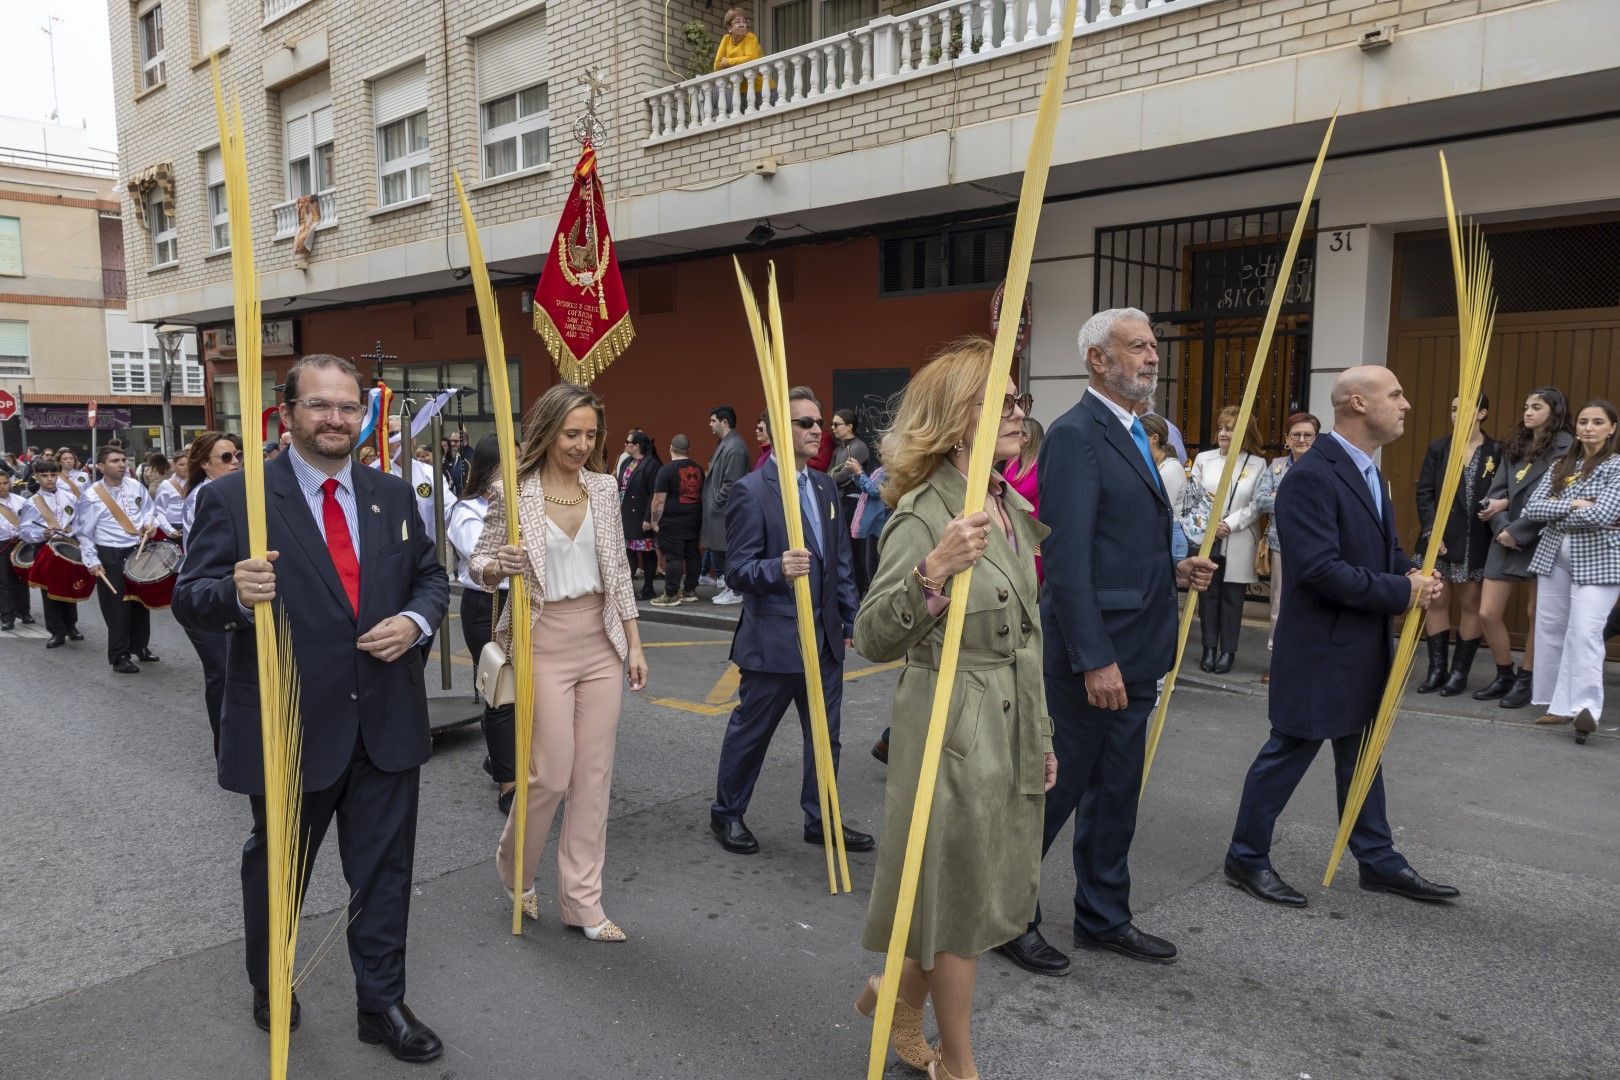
xmin=1200 ymin=647 xmax=1218 ymax=672
xmin=1499 ymin=668 xmax=1533 ymax=709
xmin=1437 ymin=637 xmax=1480 ymax=697
xmin=1473 ymin=664 xmax=1516 ymax=701
xmin=1416 ymin=633 xmax=1450 ymax=693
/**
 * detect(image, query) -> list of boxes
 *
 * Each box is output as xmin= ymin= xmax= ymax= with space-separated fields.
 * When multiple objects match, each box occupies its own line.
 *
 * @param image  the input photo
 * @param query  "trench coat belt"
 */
xmin=904 ymin=643 xmax=1049 ymax=796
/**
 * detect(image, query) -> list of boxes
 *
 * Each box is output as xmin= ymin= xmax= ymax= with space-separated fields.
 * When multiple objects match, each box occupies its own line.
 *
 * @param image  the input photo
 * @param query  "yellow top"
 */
xmin=713 ymin=31 xmax=763 ymax=71
xmin=713 ymin=31 xmax=772 ymax=91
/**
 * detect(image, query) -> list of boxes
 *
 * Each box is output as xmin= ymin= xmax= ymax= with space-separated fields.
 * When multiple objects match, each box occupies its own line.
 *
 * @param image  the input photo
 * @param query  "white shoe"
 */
xmin=698 ymin=574 xmax=719 ymax=587
xmin=712 ymin=588 xmax=743 ymax=606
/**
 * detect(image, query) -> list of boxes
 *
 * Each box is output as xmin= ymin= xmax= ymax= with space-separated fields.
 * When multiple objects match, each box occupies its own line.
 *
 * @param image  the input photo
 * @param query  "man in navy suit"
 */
xmin=1224 ymin=365 xmax=1458 ymax=906
xmin=998 ymin=309 xmax=1217 ymax=977
xmin=709 ymin=386 xmax=873 ymax=855
xmin=175 ymin=354 xmax=449 ymax=1063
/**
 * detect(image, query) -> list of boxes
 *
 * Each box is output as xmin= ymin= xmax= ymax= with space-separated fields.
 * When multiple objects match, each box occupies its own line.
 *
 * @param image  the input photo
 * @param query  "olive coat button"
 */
xmin=997 ymin=588 xmax=1009 ymax=602
xmin=1021 ymin=621 xmax=1032 ymax=634
xmin=997 ymin=624 xmax=1010 ymax=636
xmin=1002 ymin=699 xmax=1012 ymax=712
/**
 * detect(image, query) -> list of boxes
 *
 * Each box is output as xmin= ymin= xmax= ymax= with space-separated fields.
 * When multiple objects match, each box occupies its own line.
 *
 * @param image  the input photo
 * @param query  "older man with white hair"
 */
xmin=997 ymin=308 xmax=1217 ymax=977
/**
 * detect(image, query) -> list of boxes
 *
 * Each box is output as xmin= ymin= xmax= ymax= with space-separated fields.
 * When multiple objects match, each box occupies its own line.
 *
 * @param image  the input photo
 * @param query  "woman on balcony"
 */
xmin=713 ymin=9 xmax=772 ymax=112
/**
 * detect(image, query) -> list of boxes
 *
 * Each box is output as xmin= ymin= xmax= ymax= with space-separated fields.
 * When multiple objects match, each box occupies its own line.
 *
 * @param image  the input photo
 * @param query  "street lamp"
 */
xmin=154 ymin=324 xmax=187 ymax=457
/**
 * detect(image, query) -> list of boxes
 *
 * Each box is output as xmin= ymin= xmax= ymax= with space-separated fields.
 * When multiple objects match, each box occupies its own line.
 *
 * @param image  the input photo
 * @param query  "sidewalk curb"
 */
xmin=636 ymin=604 xmax=740 ymax=632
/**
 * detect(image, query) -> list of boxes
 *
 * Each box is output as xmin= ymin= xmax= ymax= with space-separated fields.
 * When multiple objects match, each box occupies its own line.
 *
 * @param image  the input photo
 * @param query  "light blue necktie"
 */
xmin=798 ymin=470 xmax=825 ymax=555
xmin=1363 ymin=462 xmax=1382 ymax=517
xmin=1129 ymin=417 xmax=1163 ymax=493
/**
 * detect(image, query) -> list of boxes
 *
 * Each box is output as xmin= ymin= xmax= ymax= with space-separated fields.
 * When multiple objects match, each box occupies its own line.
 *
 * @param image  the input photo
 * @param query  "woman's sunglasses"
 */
xmin=216 ymin=451 xmax=244 ymax=463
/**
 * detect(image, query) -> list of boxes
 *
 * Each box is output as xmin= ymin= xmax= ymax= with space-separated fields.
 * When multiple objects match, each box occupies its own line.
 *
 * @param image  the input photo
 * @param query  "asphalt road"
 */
xmin=1 ymin=607 xmax=1616 ymax=1080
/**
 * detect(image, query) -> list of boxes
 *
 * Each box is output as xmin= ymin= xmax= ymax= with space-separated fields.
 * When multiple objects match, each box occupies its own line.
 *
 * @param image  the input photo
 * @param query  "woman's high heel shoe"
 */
xmin=928 ymin=1055 xmax=979 ymax=1080
xmin=855 ymin=974 xmax=935 ymax=1071
xmin=503 ymin=885 xmax=540 ymax=921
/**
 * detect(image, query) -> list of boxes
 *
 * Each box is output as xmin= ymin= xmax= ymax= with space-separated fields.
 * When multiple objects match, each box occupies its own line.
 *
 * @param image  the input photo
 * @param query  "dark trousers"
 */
xmin=458 ymin=588 xmax=514 ymax=784
xmin=0 ymin=552 xmax=31 ymax=622
xmin=852 ymin=536 xmax=878 ymax=598
xmin=243 ymin=740 xmax=420 ymax=1012
xmin=184 ymin=625 xmax=228 ymax=757
xmin=658 ymin=531 xmax=700 ymax=597
xmin=630 ymin=548 xmax=658 ymax=596
xmin=1200 ymin=563 xmax=1246 ymax=653
xmin=1033 ymin=676 xmax=1154 ymax=938
xmin=94 ymin=544 xmax=149 ymax=663
xmin=712 ymin=653 xmax=844 ymax=828
xmin=1228 ymin=728 xmax=1405 ymax=877
xmin=41 ymin=596 xmax=78 ymax=637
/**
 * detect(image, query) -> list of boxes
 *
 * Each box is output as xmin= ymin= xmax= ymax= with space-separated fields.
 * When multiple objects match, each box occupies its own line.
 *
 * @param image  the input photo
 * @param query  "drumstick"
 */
xmin=94 ymin=567 xmax=118 ymax=595
xmin=136 ymin=530 xmax=149 ymax=560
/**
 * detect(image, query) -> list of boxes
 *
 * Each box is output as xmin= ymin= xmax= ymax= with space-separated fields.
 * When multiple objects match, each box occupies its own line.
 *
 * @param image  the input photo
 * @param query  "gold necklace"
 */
xmin=543 ymin=480 xmax=588 ymax=506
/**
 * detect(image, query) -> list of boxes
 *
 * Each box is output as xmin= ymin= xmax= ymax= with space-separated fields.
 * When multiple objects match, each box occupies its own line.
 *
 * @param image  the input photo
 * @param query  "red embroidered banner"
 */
xmin=532 ymin=142 xmax=634 ymax=385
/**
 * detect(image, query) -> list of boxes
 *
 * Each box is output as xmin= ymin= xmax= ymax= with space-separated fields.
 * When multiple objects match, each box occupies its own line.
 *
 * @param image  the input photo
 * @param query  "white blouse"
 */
xmin=1158 ymin=457 xmax=1186 ymax=509
xmin=447 ymin=496 xmax=507 ymax=592
xmin=543 ymin=511 xmax=603 ymax=602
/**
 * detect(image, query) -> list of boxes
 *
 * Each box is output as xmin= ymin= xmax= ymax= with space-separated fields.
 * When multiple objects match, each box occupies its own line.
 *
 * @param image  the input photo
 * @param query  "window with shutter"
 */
xmin=373 ymin=64 xmax=431 ymax=205
xmin=195 ymin=0 xmax=228 ymax=58
xmin=0 ymin=217 xmax=21 ymax=276
xmin=281 ymin=72 xmax=334 ymax=201
xmin=477 ymin=14 xmax=549 ymax=180
xmin=203 ymin=147 xmax=228 ymax=252
xmin=137 ymin=2 xmax=166 ymax=90
xmin=879 ymin=223 xmax=1010 ymax=295
xmin=0 ymin=320 xmax=31 ymax=377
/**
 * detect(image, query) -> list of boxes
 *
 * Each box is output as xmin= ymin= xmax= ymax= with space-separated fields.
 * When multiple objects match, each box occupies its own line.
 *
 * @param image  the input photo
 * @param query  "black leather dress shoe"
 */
xmin=1358 ymin=865 xmax=1459 ymax=902
xmin=871 ymin=737 xmax=889 ymax=764
xmin=67 ymin=630 xmax=84 ymax=641
xmin=0 ymin=620 xmax=13 ymax=631
xmin=993 ymin=929 xmax=1071 ymax=976
xmin=135 ymin=648 xmax=160 ymax=662
xmin=1076 ymin=923 xmax=1177 ymax=964
xmin=710 ymin=816 xmax=759 ymax=854
xmin=1200 ymin=647 xmax=1218 ymax=672
xmin=1224 ymin=856 xmax=1307 ymax=907
xmin=112 ymin=655 xmax=139 ymax=674
xmin=20 ymin=614 xmax=34 ymax=624
xmin=1212 ymin=651 xmax=1236 ymax=674
xmin=251 ymin=988 xmax=302 ymax=1033
xmin=804 ymin=823 xmax=875 ymax=852
xmin=497 ymin=787 xmax=515 ymax=816
xmin=357 ymin=1002 xmax=442 ymax=1063
xmin=45 ymin=635 xmax=66 ymax=649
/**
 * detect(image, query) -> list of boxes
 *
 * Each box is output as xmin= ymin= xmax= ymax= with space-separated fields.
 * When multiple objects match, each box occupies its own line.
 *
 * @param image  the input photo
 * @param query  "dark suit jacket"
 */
xmin=1415 ymin=433 xmax=1499 ymax=563
xmin=1038 ymin=391 xmax=1179 ymax=686
xmin=1270 ymin=433 xmax=1415 ymax=741
xmin=723 ymin=461 xmax=858 ymax=673
xmin=174 ymin=452 xmax=450 ymax=794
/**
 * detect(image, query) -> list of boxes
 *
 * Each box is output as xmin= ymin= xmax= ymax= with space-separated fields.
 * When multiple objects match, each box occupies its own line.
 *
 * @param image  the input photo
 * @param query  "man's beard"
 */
xmin=1099 ymin=360 xmax=1156 ymax=404
xmin=300 ymin=429 xmax=357 ymax=460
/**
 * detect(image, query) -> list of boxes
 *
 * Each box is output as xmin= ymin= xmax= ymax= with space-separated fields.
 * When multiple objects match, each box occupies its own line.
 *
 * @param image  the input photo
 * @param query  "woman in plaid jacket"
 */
xmin=1523 ymin=399 xmax=1620 ymax=743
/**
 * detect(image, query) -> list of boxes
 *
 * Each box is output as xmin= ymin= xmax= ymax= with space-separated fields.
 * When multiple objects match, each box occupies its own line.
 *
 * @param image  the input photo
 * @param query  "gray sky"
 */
xmin=0 ymin=0 xmax=118 ymax=154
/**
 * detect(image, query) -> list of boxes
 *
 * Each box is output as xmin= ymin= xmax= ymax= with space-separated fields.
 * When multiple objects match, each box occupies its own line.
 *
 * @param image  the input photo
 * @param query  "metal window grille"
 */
xmin=1398 ymin=221 xmax=1620 ymax=319
xmin=880 ymin=220 xmax=1012 ymax=296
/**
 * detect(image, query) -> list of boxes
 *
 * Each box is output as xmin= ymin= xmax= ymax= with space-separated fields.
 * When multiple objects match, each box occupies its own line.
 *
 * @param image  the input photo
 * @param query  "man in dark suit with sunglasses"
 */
xmin=709 ymin=386 xmax=872 ymax=856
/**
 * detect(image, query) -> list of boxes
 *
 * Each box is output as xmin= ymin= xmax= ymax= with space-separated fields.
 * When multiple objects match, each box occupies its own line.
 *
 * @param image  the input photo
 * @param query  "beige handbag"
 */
xmin=475 ymin=588 xmax=516 ymax=709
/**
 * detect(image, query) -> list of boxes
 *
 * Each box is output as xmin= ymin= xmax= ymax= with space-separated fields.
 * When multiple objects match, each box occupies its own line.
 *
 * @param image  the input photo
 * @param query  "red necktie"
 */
xmin=321 ymin=477 xmax=361 ymax=616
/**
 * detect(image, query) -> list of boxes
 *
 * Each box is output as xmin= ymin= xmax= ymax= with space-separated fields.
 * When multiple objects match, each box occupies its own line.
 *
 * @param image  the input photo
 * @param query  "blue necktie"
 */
xmin=1129 ymin=418 xmax=1163 ymax=492
xmin=1363 ymin=462 xmax=1383 ymax=517
xmin=798 ymin=471 xmax=825 ymax=555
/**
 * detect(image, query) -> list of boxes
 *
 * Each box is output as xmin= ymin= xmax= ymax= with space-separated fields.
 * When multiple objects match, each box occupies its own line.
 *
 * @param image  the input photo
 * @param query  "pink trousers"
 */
xmin=496 ymin=594 xmax=624 ymax=927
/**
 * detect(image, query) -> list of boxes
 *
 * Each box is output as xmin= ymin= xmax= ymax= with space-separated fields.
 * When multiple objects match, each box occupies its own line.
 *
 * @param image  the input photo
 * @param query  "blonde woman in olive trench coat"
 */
xmin=853 ymin=337 xmax=1057 ymax=1080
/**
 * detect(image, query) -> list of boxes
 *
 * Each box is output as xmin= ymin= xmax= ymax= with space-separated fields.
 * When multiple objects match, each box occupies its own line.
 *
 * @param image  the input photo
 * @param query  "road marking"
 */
xmin=643 ymin=640 xmax=731 ymax=649
xmin=650 ymin=658 xmax=903 ymax=716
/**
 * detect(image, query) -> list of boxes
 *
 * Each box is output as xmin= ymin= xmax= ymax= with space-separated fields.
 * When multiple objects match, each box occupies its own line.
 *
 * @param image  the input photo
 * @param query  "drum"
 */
xmin=9 ymin=540 xmax=40 ymax=573
xmin=32 ymin=538 xmax=95 ymax=602
xmin=124 ymin=540 xmax=183 ymax=610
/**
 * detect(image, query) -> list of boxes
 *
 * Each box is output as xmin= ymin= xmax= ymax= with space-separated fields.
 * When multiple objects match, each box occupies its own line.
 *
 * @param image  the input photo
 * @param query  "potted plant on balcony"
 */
xmin=684 ymin=20 xmax=716 ymax=80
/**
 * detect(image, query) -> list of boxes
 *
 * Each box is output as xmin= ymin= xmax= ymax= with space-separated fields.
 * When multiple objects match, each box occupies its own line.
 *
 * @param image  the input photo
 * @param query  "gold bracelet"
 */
xmin=913 ymin=566 xmax=945 ymax=592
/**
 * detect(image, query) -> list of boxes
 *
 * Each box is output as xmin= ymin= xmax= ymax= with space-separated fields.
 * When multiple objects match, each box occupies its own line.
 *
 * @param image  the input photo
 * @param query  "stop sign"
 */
xmin=0 ymin=390 xmax=15 ymax=422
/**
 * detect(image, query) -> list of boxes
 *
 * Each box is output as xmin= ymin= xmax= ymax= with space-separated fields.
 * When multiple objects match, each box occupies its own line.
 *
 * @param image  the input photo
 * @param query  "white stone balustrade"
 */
xmin=272 ymin=190 xmax=339 ymax=241
xmin=644 ymin=0 xmax=1202 ymax=143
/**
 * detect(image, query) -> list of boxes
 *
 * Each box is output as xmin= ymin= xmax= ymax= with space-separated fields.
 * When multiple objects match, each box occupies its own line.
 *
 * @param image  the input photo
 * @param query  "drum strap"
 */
xmin=31 ymin=495 xmax=60 ymax=532
xmin=63 ymin=476 xmax=81 ymax=498
xmin=169 ymin=475 xmax=188 ymax=497
xmin=93 ymin=482 xmax=141 ymax=537
xmin=0 ymin=503 xmax=18 ymax=530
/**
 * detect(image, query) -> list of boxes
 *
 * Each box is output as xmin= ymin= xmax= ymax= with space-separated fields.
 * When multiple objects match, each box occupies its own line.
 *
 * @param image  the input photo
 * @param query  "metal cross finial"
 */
xmin=573 ymin=66 xmax=610 ymax=147
xmin=356 ymin=340 xmax=399 ymax=384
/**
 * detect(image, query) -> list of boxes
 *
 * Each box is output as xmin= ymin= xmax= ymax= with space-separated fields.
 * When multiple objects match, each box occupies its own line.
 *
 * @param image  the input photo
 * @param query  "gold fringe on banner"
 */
xmin=212 ymin=57 xmax=305 ymax=1080
xmin=453 ymin=171 xmax=539 ymax=935
xmin=531 ymin=304 xmax=636 ymax=387
xmin=1322 ymin=153 xmax=1496 ymax=886
xmin=864 ymin=0 xmax=1079 ymax=1074
xmin=1141 ymin=112 xmax=1338 ymax=796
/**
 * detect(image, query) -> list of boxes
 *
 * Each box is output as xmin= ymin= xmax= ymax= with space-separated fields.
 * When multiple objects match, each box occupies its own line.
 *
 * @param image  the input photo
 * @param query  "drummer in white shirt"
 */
xmin=18 ymin=457 xmax=83 ymax=648
xmin=0 ymin=471 xmax=34 ymax=631
xmin=74 ymin=445 xmax=159 ymax=673
xmin=175 ymin=431 xmax=243 ymax=753
xmin=56 ymin=450 xmax=90 ymax=498
xmin=444 ymin=434 xmax=516 ymax=814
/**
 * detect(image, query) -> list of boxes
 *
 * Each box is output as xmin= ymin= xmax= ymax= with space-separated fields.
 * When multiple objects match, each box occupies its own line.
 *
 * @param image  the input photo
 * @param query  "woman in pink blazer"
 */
xmin=472 ymin=383 xmax=649 ymax=942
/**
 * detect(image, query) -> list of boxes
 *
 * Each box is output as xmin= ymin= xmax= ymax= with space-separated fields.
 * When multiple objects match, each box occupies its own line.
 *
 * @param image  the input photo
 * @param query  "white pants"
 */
xmin=1532 ymin=539 xmax=1619 ymax=718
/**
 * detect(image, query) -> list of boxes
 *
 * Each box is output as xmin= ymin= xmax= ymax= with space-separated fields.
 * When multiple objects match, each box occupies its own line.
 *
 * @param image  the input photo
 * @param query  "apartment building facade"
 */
xmin=109 ymin=0 xmax=1619 ymax=491
xmin=1 ymin=118 xmax=206 ymax=460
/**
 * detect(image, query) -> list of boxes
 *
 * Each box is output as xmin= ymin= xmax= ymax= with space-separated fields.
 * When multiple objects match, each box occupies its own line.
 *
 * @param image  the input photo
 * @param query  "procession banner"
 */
xmin=532 ymin=143 xmax=634 ymax=385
